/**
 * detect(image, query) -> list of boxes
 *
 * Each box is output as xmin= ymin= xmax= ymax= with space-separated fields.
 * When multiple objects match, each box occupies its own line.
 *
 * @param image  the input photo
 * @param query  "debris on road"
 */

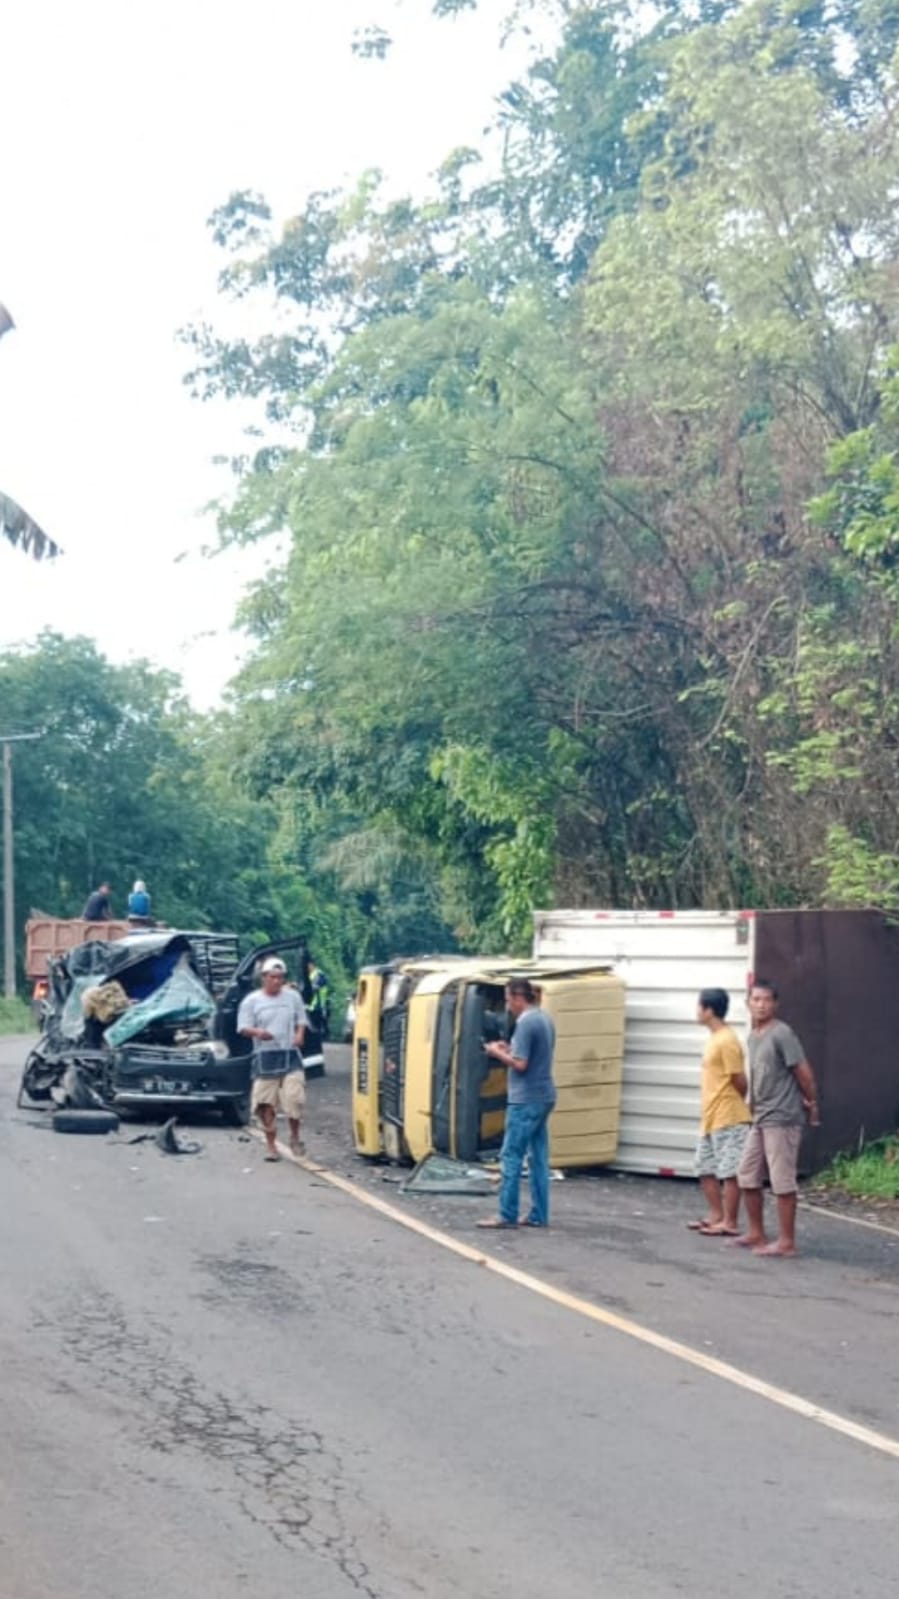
xmin=52 ymin=1108 xmax=120 ymax=1136
xmin=402 ymin=1153 xmax=499 ymax=1197
xmin=155 ymin=1117 xmax=202 ymax=1156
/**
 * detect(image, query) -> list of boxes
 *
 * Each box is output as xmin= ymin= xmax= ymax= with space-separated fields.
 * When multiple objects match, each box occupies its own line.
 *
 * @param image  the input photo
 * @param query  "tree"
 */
xmin=185 ymin=0 xmax=899 ymax=937
xmin=0 ymin=304 xmax=59 ymax=560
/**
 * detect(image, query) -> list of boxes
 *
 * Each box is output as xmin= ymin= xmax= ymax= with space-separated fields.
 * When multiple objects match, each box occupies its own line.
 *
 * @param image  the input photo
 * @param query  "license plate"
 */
xmin=143 ymin=1077 xmax=192 ymax=1095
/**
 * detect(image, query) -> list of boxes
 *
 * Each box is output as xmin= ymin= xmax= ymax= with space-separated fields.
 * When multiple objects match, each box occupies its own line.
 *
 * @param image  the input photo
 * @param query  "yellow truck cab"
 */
xmin=352 ymin=956 xmax=626 ymax=1170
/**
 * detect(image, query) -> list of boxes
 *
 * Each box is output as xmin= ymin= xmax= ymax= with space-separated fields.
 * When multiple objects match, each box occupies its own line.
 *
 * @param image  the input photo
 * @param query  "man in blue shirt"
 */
xmin=479 ymin=978 xmax=557 ymax=1229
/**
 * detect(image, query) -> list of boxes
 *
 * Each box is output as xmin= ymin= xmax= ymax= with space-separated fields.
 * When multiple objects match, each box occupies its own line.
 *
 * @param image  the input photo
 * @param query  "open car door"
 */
xmin=214 ymin=935 xmax=329 ymax=1077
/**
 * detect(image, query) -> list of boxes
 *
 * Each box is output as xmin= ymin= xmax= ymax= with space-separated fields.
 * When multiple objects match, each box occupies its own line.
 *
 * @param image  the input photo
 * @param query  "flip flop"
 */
xmin=687 ymin=1220 xmax=714 ymax=1231
xmin=264 ymin=1151 xmax=281 ymax=1163
xmin=477 ymin=1218 xmax=515 ymax=1229
xmin=699 ymin=1224 xmax=740 ymax=1237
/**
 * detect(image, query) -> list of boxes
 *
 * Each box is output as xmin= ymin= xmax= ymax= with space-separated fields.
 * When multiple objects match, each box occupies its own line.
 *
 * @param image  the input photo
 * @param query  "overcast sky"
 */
xmin=0 ymin=0 xmax=519 ymax=706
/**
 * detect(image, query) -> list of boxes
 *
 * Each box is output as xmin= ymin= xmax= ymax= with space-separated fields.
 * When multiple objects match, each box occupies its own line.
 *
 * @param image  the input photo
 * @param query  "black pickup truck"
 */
xmin=19 ymin=930 xmax=325 ymax=1122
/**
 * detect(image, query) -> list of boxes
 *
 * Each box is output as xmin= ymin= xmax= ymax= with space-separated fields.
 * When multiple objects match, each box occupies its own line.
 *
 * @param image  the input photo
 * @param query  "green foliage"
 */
xmin=0 ymin=634 xmax=361 ymax=992
xmin=820 ymin=1136 xmax=899 ymax=1200
xmin=0 ymin=996 xmax=32 ymax=1034
xmin=179 ymin=0 xmax=899 ymax=941
xmin=815 ymin=826 xmax=899 ymax=912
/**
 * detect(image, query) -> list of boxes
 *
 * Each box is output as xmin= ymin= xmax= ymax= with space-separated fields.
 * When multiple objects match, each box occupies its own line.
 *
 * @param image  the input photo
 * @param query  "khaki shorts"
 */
xmin=252 ymin=1071 xmax=306 ymax=1121
xmin=737 ymin=1123 xmax=802 ymax=1196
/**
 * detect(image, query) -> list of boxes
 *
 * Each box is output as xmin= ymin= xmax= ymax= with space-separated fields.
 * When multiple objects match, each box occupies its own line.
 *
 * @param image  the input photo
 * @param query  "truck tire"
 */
xmin=52 ymin=1108 xmax=120 ymax=1135
xmin=219 ymin=1093 xmax=250 ymax=1128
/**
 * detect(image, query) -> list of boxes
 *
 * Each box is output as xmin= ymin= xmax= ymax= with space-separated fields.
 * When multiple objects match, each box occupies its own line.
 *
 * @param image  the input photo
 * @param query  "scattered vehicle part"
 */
xmin=155 ymin=1117 xmax=202 ymax=1156
xmin=52 ymin=1108 xmax=120 ymax=1135
xmin=60 ymin=1062 xmax=107 ymax=1111
xmin=17 ymin=1048 xmax=59 ymax=1106
xmin=402 ymin=1153 xmax=498 ymax=1196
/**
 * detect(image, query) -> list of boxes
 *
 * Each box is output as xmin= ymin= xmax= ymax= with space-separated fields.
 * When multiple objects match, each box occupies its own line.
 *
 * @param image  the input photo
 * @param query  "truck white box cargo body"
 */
xmin=533 ymin=907 xmax=899 ymax=1178
xmin=533 ymin=910 xmax=756 ymax=1176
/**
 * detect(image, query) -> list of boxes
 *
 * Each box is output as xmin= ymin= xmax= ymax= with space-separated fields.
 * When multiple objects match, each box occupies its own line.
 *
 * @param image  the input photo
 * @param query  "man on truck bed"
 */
xmin=127 ymin=879 xmax=151 ymax=920
xmin=478 ymin=978 xmax=557 ymax=1230
xmin=82 ymin=883 xmax=112 ymax=921
xmin=734 ymin=978 xmax=820 ymax=1258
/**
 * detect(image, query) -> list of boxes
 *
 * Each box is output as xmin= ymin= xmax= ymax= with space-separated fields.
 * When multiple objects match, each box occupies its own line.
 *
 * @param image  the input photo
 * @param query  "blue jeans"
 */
xmin=499 ymin=1101 xmax=555 ymax=1225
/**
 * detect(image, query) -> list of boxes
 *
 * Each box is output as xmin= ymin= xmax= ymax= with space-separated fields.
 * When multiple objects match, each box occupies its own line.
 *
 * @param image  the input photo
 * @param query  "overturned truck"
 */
xmin=19 ymin=930 xmax=320 ymax=1124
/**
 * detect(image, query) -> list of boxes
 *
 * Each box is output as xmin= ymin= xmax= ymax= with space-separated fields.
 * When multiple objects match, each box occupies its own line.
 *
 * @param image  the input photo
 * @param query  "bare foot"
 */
xmin=753 ymin=1241 xmax=798 ymax=1257
xmin=728 ymin=1234 xmax=766 ymax=1249
xmin=264 ymin=1149 xmax=281 ymax=1163
xmin=687 ymin=1218 xmax=722 ymax=1231
xmin=290 ymin=1139 xmax=305 ymax=1157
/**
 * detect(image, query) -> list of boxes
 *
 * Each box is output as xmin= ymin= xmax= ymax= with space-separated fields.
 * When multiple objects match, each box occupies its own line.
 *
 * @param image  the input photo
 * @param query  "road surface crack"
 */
xmin=36 ymin=1290 xmax=380 ymax=1598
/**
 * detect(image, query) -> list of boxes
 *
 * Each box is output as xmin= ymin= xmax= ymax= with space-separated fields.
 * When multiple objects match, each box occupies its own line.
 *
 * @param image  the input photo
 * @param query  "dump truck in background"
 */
xmin=532 ymin=908 xmax=899 ymax=1177
xmin=26 ymin=916 xmax=133 ymax=1023
xmin=351 ymin=955 xmax=626 ymax=1170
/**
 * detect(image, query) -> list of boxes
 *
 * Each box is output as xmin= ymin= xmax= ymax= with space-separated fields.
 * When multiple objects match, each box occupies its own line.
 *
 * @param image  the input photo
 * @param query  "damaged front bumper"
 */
xmin=110 ymin=1044 xmax=251 ymax=1107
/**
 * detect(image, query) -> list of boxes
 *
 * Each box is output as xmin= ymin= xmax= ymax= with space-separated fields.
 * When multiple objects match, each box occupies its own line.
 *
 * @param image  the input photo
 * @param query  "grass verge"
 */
xmin=818 ymin=1136 xmax=899 ymax=1200
xmin=0 ymin=996 xmax=33 ymax=1035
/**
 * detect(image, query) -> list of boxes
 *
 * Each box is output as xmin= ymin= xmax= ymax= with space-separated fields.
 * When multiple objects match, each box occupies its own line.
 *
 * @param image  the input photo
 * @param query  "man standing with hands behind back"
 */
xmin=735 ymin=978 xmax=820 ymax=1257
xmin=238 ymin=957 xmax=307 ymax=1162
xmin=478 ymin=978 xmax=557 ymax=1230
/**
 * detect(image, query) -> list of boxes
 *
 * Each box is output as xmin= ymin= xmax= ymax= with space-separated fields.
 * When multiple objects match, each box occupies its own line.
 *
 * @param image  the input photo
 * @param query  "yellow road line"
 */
xmin=256 ymin=1132 xmax=899 ymax=1464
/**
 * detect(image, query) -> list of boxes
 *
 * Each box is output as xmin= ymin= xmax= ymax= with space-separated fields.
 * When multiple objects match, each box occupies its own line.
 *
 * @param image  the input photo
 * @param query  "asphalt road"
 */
xmin=3 ymin=1034 xmax=899 ymax=1599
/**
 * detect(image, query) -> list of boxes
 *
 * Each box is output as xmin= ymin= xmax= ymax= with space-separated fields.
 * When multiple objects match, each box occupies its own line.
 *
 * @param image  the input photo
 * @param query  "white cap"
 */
xmin=261 ymin=957 xmax=287 ymax=975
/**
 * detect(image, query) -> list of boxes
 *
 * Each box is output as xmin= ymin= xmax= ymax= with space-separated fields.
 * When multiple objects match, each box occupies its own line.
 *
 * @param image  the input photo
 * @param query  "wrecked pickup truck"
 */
xmin=18 ymin=930 xmax=316 ymax=1124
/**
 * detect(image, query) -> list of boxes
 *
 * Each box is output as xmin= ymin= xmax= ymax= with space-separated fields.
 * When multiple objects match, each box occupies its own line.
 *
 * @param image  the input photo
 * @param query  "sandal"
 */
xmin=477 ymin=1217 xmax=515 ymax=1229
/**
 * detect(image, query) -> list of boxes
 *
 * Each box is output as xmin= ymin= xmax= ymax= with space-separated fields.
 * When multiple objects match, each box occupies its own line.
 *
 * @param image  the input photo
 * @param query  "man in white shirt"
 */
xmin=237 ymin=957 xmax=307 ymax=1161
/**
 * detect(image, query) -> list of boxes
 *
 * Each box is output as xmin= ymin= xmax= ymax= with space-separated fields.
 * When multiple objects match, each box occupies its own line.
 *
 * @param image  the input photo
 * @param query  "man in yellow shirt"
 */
xmin=689 ymin=987 xmax=751 ymax=1237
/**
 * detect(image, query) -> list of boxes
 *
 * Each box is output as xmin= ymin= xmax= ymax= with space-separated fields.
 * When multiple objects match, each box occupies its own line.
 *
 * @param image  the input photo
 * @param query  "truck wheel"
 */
xmin=52 ymin=1108 xmax=120 ymax=1135
xmin=220 ymin=1094 xmax=250 ymax=1128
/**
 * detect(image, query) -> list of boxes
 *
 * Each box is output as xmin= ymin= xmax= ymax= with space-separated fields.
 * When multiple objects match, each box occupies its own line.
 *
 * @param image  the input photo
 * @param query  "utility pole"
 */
xmin=2 ymin=732 xmax=41 ymax=998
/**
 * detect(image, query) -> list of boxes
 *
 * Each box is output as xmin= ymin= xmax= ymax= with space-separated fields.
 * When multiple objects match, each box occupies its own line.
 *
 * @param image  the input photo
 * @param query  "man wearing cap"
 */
xmin=237 ymin=958 xmax=308 ymax=1160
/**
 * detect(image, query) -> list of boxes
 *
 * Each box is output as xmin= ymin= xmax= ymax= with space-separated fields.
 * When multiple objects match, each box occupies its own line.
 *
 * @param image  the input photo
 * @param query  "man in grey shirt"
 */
xmin=238 ymin=957 xmax=307 ymax=1161
xmin=478 ymin=978 xmax=557 ymax=1229
xmin=734 ymin=978 xmax=820 ymax=1257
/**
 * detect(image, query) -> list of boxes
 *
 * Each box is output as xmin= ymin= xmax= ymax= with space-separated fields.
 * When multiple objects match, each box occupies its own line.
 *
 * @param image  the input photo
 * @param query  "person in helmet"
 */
xmin=237 ymin=957 xmax=308 ymax=1160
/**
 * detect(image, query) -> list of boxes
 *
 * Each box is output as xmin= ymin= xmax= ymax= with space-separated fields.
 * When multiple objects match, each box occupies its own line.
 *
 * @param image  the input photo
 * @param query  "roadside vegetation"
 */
xmin=0 ymin=997 xmax=32 ymax=1035
xmin=818 ymin=1138 xmax=899 ymax=1202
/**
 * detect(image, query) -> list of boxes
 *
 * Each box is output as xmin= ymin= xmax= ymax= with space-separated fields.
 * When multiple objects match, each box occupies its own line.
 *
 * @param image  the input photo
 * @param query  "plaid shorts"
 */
xmin=694 ymin=1122 xmax=751 ymax=1181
